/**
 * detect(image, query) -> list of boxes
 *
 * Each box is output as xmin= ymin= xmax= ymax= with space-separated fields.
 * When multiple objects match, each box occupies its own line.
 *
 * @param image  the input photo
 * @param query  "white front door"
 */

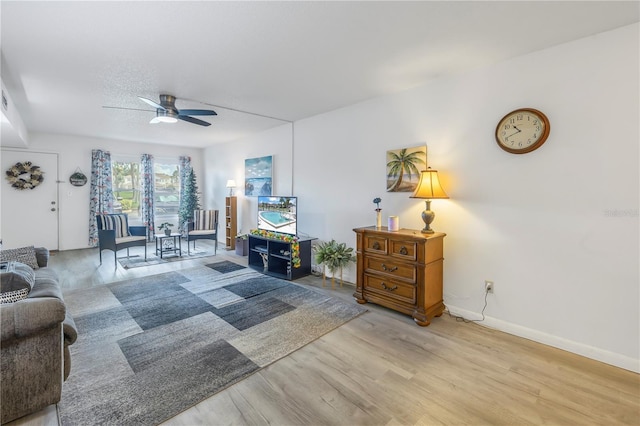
xmin=1 ymin=150 xmax=59 ymax=250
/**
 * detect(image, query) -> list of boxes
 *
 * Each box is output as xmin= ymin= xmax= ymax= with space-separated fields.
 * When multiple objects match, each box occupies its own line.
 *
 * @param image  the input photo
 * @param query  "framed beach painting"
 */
xmin=386 ymin=145 xmax=427 ymax=192
xmin=244 ymin=155 xmax=273 ymax=196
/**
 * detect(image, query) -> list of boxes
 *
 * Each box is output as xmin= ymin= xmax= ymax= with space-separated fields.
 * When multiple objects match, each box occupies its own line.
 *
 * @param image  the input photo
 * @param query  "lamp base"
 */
xmin=420 ymin=200 xmax=436 ymax=234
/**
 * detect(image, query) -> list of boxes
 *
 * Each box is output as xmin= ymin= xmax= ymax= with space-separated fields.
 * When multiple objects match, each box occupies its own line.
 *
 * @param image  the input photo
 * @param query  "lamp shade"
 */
xmin=410 ymin=168 xmax=449 ymax=199
xmin=225 ymin=180 xmax=237 ymax=188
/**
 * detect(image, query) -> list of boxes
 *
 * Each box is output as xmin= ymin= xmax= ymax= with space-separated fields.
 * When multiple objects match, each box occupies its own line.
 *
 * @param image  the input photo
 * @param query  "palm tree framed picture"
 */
xmin=386 ymin=145 xmax=427 ymax=192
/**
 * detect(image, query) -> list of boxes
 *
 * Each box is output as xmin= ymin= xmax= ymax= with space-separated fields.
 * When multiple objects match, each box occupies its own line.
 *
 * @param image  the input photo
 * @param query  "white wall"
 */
xmin=203 ymin=124 xmax=293 ymax=235
xmin=204 ymin=24 xmax=639 ymax=372
xmin=19 ymin=133 xmax=204 ymax=250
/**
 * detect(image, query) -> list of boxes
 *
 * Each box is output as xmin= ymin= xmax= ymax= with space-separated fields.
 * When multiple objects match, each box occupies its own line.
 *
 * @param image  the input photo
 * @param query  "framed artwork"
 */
xmin=386 ymin=145 xmax=427 ymax=192
xmin=245 ymin=155 xmax=273 ymax=196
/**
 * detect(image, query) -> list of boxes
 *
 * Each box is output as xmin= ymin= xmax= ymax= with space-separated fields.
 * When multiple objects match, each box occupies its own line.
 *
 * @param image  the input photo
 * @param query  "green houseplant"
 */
xmin=314 ymin=239 xmax=356 ymax=288
xmin=158 ymin=222 xmax=174 ymax=236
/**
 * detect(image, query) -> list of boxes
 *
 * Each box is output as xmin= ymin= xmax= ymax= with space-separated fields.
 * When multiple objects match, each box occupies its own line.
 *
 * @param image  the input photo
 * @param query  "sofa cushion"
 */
xmin=1 ymin=261 xmax=35 ymax=293
xmin=30 ymin=268 xmax=63 ymax=300
xmin=34 ymin=247 xmax=50 ymax=268
xmin=0 ymin=246 xmax=39 ymax=269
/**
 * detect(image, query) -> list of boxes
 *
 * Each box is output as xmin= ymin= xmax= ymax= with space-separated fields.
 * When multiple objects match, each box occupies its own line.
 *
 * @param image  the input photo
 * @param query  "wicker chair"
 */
xmin=96 ymin=213 xmax=147 ymax=267
xmin=186 ymin=210 xmax=218 ymax=255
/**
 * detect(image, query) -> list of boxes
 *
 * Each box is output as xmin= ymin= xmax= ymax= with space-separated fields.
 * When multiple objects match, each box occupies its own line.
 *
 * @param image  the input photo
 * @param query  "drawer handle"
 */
xmin=372 ymin=242 xmax=381 ymax=250
xmin=381 ymin=263 xmax=398 ymax=272
xmin=399 ymin=246 xmax=408 ymax=255
xmin=381 ymin=283 xmax=398 ymax=291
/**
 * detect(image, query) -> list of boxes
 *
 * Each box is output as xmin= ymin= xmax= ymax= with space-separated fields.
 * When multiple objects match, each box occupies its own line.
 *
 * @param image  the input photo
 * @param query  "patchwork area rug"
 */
xmin=59 ymin=262 xmax=366 ymax=425
xmin=118 ymin=247 xmax=215 ymax=269
xmin=206 ymin=260 xmax=247 ymax=274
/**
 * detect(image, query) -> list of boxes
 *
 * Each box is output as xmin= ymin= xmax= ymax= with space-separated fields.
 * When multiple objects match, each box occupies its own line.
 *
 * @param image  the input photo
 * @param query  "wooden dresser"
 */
xmin=353 ymin=226 xmax=445 ymax=326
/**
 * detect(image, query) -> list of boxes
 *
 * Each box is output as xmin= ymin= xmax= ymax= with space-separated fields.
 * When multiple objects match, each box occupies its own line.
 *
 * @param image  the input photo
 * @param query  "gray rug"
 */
xmin=206 ymin=260 xmax=247 ymax=274
xmin=59 ymin=262 xmax=366 ymax=425
xmin=118 ymin=247 xmax=215 ymax=269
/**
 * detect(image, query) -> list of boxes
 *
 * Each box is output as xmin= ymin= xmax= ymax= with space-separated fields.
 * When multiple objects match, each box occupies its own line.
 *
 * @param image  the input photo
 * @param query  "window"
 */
xmin=153 ymin=162 xmax=180 ymax=225
xmin=111 ymin=157 xmax=180 ymax=226
xmin=112 ymin=160 xmax=141 ymax=224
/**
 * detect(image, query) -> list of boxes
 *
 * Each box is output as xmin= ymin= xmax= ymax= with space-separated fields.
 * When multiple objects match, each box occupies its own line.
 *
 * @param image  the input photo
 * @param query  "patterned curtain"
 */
xmin=178 ymin=156 xmax=192 ymax=233
xmin=140 ymin=154 xmax=155 ymax=241
xmin=88 ymin=149 xmax=114 ymax=247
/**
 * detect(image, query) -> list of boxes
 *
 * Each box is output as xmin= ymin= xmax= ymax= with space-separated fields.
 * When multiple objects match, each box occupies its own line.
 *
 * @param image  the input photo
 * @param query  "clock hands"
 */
xmin=504 ymin=125 xmax=522 ymax=140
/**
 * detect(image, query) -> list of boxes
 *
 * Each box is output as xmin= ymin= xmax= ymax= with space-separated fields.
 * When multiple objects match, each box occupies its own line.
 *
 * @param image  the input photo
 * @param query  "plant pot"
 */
xmin=235 ymin=238 xmax=249 ymax=256
xmin=164 ymin=229 xmax=171 ymax=236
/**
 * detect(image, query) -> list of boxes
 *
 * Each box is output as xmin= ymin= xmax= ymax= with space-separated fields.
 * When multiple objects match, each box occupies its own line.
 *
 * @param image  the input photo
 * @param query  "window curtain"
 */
xmin=88 ymin=149 xmax=114 ymax=247
xmin=140 ymin=154 xmax=155 ymax=241
xmin=178 ymin=156 xmax=192 ymax=233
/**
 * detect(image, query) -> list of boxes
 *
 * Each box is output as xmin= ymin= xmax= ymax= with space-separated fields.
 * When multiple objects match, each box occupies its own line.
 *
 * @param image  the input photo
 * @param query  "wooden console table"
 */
xmin=353 ymin=226 xmax=445 ymax=326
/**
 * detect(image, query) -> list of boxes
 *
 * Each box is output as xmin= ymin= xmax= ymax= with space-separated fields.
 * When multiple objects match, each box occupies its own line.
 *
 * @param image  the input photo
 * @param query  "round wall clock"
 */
xmin=495 ymin=108 xmax=550 ymax=154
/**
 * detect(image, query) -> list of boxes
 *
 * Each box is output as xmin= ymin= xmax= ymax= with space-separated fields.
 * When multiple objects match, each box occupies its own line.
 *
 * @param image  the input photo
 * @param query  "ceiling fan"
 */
xmin=106 ymin=94 xmax=217 ymax=126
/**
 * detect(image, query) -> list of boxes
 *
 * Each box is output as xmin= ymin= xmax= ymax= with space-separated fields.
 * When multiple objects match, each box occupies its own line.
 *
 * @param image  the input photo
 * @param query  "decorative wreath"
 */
xmin=5 ymin=161 xmax=44 ymax=190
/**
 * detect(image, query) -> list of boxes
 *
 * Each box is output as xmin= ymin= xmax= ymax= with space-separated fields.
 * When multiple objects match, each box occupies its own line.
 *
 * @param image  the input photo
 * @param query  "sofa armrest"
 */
xmin=34 ymin=247 xmax=49 ymax=268
xmin=1 ymin=297 xmax=66 ymax=342
xmin=63 ymin=312 xmax=77 ymax=345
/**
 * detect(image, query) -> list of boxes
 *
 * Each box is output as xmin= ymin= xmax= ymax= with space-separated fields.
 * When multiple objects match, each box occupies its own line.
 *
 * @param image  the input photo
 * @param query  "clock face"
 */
xmin=495 ymin=108 xmax=550 ymax=154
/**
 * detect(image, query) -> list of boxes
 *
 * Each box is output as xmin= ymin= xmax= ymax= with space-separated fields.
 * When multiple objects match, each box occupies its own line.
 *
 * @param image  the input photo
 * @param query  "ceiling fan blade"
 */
xmin=178 ymin=115 xmax=211 ymax=126
xmin=138 ymin=96 xmax=165 ymax=111
xmin=177 ymin=109 xmax=217 ymax=116
xmin=102 ymin=106 xmax=154 ymax=112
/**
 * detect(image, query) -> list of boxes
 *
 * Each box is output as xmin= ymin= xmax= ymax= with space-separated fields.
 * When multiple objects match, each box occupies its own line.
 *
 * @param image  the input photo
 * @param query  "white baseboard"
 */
xmin=445 ymin=304 xmax=640 ymax=374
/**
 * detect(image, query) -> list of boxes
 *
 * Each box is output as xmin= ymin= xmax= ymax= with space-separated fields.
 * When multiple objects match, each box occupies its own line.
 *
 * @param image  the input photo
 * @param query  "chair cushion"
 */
xmin=188 ymin=230 xmax=216 ymax=236
xmin=115 ymin=235 xmax=147 ymax=244
xmin=0 ymin=246 xmax=39 ymax=269
xmin=98 ymin=214 xmax=130 ymax=238
xmin=193 ymin=210 xmax=217 ymax=231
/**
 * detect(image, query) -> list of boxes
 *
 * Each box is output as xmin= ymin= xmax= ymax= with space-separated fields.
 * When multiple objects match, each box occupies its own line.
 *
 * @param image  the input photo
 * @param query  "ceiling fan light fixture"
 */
xmin=155 ymin=115 xmax=178 ymax=124
xmin=153 ymin=109 xmax=178 ymax=124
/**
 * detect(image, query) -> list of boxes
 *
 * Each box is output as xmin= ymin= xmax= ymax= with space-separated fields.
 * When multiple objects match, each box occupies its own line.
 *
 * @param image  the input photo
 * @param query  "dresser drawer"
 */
xmin=364 ymin=257 xmax=416 ymax=283
xmin=364 ymin=274 xmax=416 ymax=305
xmin=390 ymin=240 xmax=417 ymax=261
xmin=363 ymin=235 xmax=388 ymax=254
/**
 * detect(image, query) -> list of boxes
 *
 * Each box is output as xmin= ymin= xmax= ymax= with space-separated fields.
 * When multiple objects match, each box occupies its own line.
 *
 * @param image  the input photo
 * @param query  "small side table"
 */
xmin=155 ymin=233 xmax=182 ymax=258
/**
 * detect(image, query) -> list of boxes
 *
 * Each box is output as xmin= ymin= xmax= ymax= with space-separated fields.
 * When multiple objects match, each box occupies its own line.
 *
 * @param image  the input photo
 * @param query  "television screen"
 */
xmin=257 ymin=196 xmax=297 ymax=236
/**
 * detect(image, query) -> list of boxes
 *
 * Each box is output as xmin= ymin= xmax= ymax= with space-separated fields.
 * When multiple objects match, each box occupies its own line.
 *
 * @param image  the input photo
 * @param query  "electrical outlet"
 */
xmin=485 ymin=280 xmax=494 ymax=293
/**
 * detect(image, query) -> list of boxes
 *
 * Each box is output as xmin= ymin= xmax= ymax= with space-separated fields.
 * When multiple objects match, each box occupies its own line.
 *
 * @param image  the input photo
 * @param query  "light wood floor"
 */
xmin=8 ymin=242 xmax=639 ymax=426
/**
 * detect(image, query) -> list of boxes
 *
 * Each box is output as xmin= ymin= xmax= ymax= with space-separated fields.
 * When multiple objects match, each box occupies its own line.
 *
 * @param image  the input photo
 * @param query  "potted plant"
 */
xmin=158 ymin=222 xmax=174 ymax=236
xmin=314 ymin=240 xmax=334 ymax=287
xmin=235 ymin=233 xmax=249 ymax=256
xmin=314 ymin=239 xmax=356 ymax=288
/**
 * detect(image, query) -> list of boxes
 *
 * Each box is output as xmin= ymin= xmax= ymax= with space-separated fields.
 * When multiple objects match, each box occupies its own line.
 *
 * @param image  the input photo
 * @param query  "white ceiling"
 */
xmin=1 ymin=1 xmax=638 ymax=148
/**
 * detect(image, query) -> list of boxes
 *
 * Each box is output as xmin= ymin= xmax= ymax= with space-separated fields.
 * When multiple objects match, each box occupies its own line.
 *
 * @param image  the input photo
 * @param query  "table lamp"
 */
xmin=410 ymin=168 xmax=449 ymax=233
xmin=226 ymin=180 xmax=236 ymax=196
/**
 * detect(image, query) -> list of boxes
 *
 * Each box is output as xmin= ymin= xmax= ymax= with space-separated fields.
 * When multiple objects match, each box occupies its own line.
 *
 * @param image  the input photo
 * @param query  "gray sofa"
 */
xmin=0 ymin=247 xmax=77 ymax=424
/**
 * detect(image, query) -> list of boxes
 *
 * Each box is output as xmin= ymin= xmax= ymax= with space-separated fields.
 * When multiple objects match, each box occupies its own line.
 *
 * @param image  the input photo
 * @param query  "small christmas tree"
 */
xmin=179 ymin=167 xmax=200 ymax=232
